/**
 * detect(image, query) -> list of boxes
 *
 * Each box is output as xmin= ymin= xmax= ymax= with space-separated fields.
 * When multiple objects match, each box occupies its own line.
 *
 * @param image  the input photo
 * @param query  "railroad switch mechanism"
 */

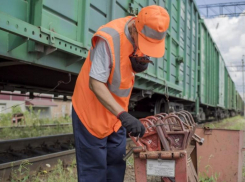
xmin=127 ymin=110 xmax=203 ymax=182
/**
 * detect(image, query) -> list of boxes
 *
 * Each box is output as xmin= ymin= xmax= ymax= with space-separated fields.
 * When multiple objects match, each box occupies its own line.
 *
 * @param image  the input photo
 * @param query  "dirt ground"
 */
xmin=124 ymin=165 xmax=162 ymax=182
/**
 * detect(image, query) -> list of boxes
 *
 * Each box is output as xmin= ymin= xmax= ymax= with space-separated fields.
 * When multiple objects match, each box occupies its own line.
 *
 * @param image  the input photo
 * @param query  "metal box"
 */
xmin=196 ymin=128 xmax=244 ymax=182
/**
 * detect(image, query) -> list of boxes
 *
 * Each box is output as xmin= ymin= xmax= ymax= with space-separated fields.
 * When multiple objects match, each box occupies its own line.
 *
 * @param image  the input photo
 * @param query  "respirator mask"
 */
xmin=129 ymin=50 xmax=153 ymax=73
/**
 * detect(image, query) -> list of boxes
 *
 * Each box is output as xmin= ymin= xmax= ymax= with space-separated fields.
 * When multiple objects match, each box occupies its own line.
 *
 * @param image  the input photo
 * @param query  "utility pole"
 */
xmin=227 ymin=56 xmax=245 ymax=117
xmin=243 ymin=55 xmax=245 ymax=118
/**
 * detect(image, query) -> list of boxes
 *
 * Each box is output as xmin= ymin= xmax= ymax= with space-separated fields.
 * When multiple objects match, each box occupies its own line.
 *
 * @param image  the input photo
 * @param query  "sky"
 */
xmin=195 ymin=0 xmax=245 ymax=97
xmin=196 ymin=0 xmax=239 ymax=5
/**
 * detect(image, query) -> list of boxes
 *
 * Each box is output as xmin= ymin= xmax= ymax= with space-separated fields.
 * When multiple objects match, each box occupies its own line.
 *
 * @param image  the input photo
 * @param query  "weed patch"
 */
xmin=204 ymin=116 xmax=245 ymax=130
xmin=199 ymin=155 xmax=220 ymax=182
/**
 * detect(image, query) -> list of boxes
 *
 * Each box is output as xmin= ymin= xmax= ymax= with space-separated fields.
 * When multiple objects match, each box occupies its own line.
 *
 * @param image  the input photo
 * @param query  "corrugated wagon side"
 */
xmin=232 ymin=81 xmax=237 ymax=115
xmin=130 ymin=0 xmax=200 ymax=117
xmin=198 ymin=19 xmax=220 ymax=120
xmin=217 ymin=56 xmax=225 ymax=109
xmin=0 ymin=0 xmax=243 ymax=121
xmin=224 ymin=68 xmax=238 ymax=117
xmin=236 ymin=91 xmax=243 ymax=114
xmin=0 ymin=0 xmax=201 ymax=118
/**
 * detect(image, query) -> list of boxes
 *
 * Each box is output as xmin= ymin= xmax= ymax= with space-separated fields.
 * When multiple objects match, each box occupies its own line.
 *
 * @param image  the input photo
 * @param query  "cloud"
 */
xmin=204 ymin=15 xmax=245 ymax=96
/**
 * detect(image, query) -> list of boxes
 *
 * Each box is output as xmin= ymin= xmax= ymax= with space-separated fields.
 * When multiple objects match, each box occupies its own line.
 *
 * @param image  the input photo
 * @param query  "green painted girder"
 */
xmin=0 ymin=11 xmax=87 ymax=59
xmin=137 ymin=72 xmax=183 ymax=92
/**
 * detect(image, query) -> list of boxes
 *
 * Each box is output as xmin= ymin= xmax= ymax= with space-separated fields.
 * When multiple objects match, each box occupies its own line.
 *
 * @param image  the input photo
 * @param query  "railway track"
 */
xmin=0 ymin=117 xmax=219 ymax=181
xmin=0 ymin=118 xmax=217 ymax=181
xmin=0 ymin=133 xmax=74 ymax=181
xmin=0 ymin=123 xmax=72 ymax=132
xmin=0 ymin=134 xmax=132 ymax=181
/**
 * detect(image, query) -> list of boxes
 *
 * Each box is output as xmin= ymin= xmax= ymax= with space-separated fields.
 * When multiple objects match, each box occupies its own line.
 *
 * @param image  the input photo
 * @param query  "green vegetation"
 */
xmin=10 ymin=159 xmax=78 ymax=182
xmin=243 ymin=167 xmax=245 ymax=178
xmin=204 ymin=116 xmax=245 ymax=130
xmin=199 ymin=155 xmax=220 ymax=182
xmin=199 ymin=171 xmax=220 ymax=182
xmin=0 ymin=125 xmax=73 ymax=140
xmin=126 ymin=155 xmax=134 ymax=167
xmin=0 ymin=106 xmax=71 ymax=127
xmin=11 ymin=160 xmax=32 ymax=182
xmin=0 ymin=106 xmax=72 ymax=140
xmin=9 ymin=153 xmax=135 ymax=182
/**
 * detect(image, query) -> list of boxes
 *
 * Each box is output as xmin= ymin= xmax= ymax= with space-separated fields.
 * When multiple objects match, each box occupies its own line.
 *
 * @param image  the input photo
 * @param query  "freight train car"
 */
xmin=198 ymin=18 xmax=242 ymax=120
xmin=0 ymin=0 xmax=243 ymax=122
xmin=224 ymin=69 xmax=237 ymax=117
xmin=236 ymin=91 xmax=244 ymax=115
xmin=198 ymin=19 xmax=220 ymax=120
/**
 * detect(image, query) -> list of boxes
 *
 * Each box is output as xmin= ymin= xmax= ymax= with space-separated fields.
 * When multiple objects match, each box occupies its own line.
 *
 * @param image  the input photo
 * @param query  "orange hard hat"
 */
xmin=135 ymin=5 xmax=170 ymax=58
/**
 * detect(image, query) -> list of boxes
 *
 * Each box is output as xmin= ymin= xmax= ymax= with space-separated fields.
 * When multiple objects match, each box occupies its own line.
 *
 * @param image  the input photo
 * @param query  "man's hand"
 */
xmin=118 ymin=112 xmax=145 ymax=137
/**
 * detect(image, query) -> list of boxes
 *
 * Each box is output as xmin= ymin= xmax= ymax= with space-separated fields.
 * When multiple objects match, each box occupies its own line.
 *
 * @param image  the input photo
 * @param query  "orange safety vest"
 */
xmin=72 ymin=16 xmax=135 ymax=139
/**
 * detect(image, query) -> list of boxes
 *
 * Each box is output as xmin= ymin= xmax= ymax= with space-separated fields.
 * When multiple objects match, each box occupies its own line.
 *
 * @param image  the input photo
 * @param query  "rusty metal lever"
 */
xmin=123 ymin=147 xmax=134 ymax=161
xmin=123 ymin=146 xmax=144 ymax=161
xmin=192 ymin=134 xmax=204 ymax=145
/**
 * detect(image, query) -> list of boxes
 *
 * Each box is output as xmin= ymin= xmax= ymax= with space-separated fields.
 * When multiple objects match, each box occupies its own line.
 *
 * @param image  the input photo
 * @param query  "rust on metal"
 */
xmin=139 ymin=151 xmax=185 ymax=159
xmin=203 ymin=127 xmax=212 ymax=135
xmin=192 ymin=134 xmax=204 ymax=145
xmin=174 ymin=151 xmax=188 ymax=182
xmin=129 ymin=110 xmax=201 ymax=182
xmin=123 ymin=146 xmax=146 ymax=161
xmin=187 ymin=157 xmax=198 ymax=182
xmin=12 ymin=113 xmax=26 ymax=126
xmin=130 ymin=117 xmax=161 ymax=151
xmin=196 ymin=128 xmax=244 ymax=182
xmin=134 ymin=154 xmax=147 ymax=182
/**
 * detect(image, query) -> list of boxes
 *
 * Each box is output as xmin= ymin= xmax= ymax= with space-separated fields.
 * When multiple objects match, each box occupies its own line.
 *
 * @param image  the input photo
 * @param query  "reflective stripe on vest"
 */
xmin=98 ymin=27 xmax=131 ymax=97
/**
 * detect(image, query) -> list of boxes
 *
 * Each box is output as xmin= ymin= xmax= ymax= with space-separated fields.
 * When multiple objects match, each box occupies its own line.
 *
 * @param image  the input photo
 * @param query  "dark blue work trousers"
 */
xmin=72 ymin=107 xmax=126 ymax=182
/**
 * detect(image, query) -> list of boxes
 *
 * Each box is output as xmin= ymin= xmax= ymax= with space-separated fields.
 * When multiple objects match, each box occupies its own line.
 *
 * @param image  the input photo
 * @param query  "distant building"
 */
xmin=0 ymin=92 xmax=71 ymax=118
xmin=0 ymin=93 xmax=27 ymax=114
xmin=52 ymin=99 xmax=72 ymax=118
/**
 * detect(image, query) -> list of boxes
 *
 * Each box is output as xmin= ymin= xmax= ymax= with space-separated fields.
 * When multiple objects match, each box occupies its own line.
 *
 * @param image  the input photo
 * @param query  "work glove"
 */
xmin=117 ymin=112 xmax=145 ymax=137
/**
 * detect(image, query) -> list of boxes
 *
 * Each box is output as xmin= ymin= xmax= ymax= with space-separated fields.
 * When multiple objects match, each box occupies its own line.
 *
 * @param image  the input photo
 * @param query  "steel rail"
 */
xmin=0 ymin=133 xmax=74 ymax=153
xmin=0 ymin=149 xmax=75 ymax=181
xmin=0 ymin=123 xmax=72 ymax=132
xmin=0 ymin=138 xmax=132 ymax=181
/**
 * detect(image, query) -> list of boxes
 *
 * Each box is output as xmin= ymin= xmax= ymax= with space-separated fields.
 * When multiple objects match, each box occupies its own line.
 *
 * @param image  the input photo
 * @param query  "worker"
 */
xmin=72 ymin=5 xmax=170 ymax=182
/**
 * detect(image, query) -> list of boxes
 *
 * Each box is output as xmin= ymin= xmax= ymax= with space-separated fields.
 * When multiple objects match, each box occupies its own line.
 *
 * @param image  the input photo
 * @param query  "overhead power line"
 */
xmin=198 ymin=1 xmax=245 ymax=18
xmin=226 ymin=65 xmax=244 ymax=67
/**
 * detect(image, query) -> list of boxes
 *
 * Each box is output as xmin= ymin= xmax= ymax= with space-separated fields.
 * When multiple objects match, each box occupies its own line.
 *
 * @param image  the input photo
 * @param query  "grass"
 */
xmin=204 ymin=115 xmax=245 ymax=130
xmin=126 ymin=155 xmax=134 ymax=167
xmin=0 ymin=106 xmax=72 ymax=140
xmin=9 ymin=155 xmax=135 ymax=182
xmin=33 ymin=159 xmax=78 ymax=182
xmin=0 ymin=125 xmax=73 ymax=140
xmin=198 ymin=155 xmax=220 ymax=182
xmin=9 ymin=159 xmax=78 ymax=182
xmin=0 ymin=106 xmax=71 ymax=127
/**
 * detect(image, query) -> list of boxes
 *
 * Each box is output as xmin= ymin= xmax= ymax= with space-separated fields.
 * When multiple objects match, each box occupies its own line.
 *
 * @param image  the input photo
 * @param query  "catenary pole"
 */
xmin=243 ymin=55 xmax=245 ymax=118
